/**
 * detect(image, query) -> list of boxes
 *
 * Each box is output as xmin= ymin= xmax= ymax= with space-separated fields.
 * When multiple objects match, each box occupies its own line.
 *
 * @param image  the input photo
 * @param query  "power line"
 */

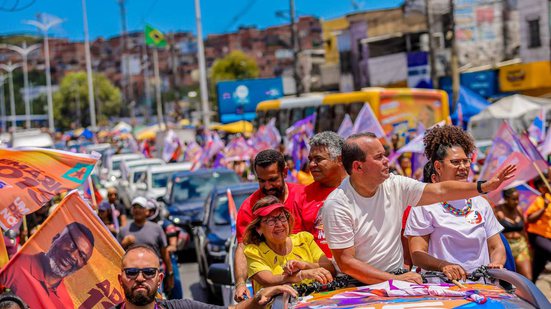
xmin=0 ymin=0 xmax=36 ymax=12
xmin=224 ymin=0 xmax=258 ymax=32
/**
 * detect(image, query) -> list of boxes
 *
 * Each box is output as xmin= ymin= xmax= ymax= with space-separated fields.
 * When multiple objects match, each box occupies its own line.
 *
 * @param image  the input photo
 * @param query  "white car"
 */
xmin=134 ymin=162 xmax=193 ymax=201
xmin=118 ymin=159 xmax=166 ymax=208
xmin=106 ymin=153 xmax=145 ymax=181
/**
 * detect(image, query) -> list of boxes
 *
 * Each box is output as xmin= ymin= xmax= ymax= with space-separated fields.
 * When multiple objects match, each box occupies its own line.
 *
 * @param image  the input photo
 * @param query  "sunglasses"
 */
xmin=123 ymin=267 xmax=159 ymax=279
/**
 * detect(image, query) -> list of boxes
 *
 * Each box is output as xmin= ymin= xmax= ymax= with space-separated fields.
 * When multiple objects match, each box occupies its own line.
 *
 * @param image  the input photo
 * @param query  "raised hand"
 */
xmin=484 ymin=164 xmax=516 ymax=192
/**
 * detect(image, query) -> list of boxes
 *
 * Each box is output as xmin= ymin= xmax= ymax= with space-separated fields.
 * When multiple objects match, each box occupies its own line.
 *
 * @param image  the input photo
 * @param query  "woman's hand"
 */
xmin=484 ymin=164 xmax=516 ymax=192
xmin=283 ymin=260 xmax=308 ymax=275
xmin=299 ymin=268 xmax=333 ymax=284
xmin=441 ymin=264 xmax=467 ymax=281
xmin=254 ymin=285 xmax=298 ymax=306
xmin=486 ymin=262 xmax=503 ymax=269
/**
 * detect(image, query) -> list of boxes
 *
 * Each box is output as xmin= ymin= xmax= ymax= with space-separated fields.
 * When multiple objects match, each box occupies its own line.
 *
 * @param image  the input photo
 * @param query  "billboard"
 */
xmin=216 ymin=78 xmax=283 ymax=124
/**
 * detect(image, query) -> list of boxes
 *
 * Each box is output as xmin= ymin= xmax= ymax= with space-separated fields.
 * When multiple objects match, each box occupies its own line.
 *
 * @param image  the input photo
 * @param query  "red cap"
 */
xmin=253 ymin=203 xmax=285 ymax=217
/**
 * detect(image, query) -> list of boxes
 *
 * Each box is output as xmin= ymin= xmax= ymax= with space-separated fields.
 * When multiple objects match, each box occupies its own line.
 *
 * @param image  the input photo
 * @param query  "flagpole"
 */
xmin=88 ymin=176 xmax=98 ymax=209
xmin=152 ymin=48 xmax=164 ymax=129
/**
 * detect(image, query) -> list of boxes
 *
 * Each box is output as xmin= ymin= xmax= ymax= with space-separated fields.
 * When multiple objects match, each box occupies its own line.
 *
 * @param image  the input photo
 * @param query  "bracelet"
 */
xmin=477 ymin=180 xmax=488 ymax=194
xmin=236 ymin=281 xmax=246 ymax=287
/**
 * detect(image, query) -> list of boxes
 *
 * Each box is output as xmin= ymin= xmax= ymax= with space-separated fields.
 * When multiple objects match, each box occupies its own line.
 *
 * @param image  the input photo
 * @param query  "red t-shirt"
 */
xmin=236 ymin=182 xmax=304 ymax=243
xmin=292 ymin=181 xmax=337 ymax=257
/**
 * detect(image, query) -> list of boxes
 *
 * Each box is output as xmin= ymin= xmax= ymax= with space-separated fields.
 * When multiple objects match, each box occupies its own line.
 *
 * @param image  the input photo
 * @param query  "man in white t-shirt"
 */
xmin=323 ymin=132 xmax=515 ymax=284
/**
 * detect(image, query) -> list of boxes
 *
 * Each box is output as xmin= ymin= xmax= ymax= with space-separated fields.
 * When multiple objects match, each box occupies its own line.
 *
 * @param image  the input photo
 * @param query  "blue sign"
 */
xmin=216 ymin=77 xmax=283 ymax=124
xmin=407 ymin=51 xmax=433 ymax=89
xmin=439 ymin=70 xmax=498 ymax=98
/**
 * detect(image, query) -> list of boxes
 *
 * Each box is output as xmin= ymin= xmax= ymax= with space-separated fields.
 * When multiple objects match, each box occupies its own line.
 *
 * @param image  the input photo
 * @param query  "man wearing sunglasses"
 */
xmin=115 ymin=245 xmax=297 ymax=308
xmin=0 ymin=222 xmax=94 ymax=308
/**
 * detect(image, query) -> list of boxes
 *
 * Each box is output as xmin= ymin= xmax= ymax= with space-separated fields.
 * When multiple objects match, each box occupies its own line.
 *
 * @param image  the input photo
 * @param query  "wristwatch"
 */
xmin=477 ymin=180 xmax=488 ymax=194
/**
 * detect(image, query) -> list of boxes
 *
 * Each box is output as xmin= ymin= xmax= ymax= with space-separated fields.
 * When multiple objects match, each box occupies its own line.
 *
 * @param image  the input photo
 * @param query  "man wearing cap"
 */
xmin=119 ymin=196 xmax=174 ymax=292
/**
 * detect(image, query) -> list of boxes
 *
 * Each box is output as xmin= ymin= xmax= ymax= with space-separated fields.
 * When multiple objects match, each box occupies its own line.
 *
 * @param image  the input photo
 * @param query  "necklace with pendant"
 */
xmin=441 ymin=199 xmax=472 ymax=216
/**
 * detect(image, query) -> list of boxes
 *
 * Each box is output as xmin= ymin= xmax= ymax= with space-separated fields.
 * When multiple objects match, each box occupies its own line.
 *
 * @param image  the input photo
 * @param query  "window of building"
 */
xmin=528 ymin=18 xmax=541 ymax=48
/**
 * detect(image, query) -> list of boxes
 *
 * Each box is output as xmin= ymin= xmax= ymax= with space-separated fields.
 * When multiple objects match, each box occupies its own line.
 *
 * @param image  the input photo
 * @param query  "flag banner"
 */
xmin=0 ymin=191 xmax=125 ymax=308
xmin=389 ymin=121 xmax=445 ymax=163
xmin=351 ymin=104 xmax=385 ymax=138
xmin=0 ymin=148 xmax=99 ymax=230
xmin=82 ymin=176 xmax=103 ymax=208
xmin=227 ymin=189 xmax=237 ymax=236
xmin=337 ymin=114 xmax=353 ymax=139
xmin=250 ymin=118 xmax=281 ymax=153
xmin=516 ymin=183 xmax=541 ymax=213
xmin=285 ymin=114 xmax=316 ymax=139
xmin=144 ymin=24 xmax=167 ymax=48
xmin=162 ymin=130 xmax=182 ymax=162
xmin=486 ymin=152 xmax=534 ymax=203
xmin=528 ymin=109 xmax=546 ymax=144
xmin=540 ymin=125 xmax=551 ymax=157
xmin=225 ymin=136 xmax=254 ymax=162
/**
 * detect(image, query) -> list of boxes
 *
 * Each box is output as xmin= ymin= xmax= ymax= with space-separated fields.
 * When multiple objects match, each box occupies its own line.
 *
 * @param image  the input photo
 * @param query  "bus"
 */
xmin=255 ymin=88 xmax=449 ymax=137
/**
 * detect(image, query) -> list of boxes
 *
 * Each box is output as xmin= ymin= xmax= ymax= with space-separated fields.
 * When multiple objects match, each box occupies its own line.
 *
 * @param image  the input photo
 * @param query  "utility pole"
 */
xmin=424 ymin=0 xmax=437 ymax=88
xmin=290 ymin=0 xmax=301 ymax=96
xmin=0 ymin=75 xmax=6 ymax=133
xmin=0 ymin=62 xmax=22 ymax=132
xmin=118 ymin=0 xmax=134 ymax=119
xmin=194 ymin=0 xmax=211 ymax=126
xmin=449 ymin=0 xmax=460 ymax=113
xmin=152 ymin=48 xmax=164 ymax=128
xmin=82 ymin=0 xmax=97 ymax=129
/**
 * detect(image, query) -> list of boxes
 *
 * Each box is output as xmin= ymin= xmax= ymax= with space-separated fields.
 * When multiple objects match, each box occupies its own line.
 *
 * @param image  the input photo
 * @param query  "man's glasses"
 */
xmin=123 ymin=267 xmax=160 ymax=279
xmin=442 ymin=158 xmax=471 ymax=167
xmin=262 ymin=214 xmax=288 ymax=226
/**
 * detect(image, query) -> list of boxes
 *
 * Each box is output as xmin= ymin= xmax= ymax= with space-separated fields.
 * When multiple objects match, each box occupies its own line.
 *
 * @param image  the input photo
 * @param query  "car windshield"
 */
xmin=171 ymin=172 xmax=240 ymax=203
xmin=112 ymin=160 xmax=122 ymax=171
xmin=212 ymin=192 xmax=249 ymax=225
xmin=152 ymin=171 xmax=174 ymax=189
xmin=133 ymin=171 xmax=146 ymax=183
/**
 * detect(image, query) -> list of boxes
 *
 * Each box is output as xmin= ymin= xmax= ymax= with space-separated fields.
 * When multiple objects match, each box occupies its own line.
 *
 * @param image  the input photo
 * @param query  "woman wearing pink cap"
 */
xmin=243 ymin=195 xmax=335 ymax=294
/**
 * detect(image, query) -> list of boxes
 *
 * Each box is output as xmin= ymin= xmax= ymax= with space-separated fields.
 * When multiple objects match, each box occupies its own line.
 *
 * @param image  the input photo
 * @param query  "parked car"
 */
xmin=117 ymin=158 xmax=165 ymax=207
xmin=134 ymin=162 xmax=193 ymax=201
xmin=105 ymin=153 xmax=144 ymax=181
xmin=194 ymin=183 xmax=258 ymax=295
xmin=11 ymin=129 xmax=54 ymax=148
xmin=162 ymin=169 xmax=241 ymax=248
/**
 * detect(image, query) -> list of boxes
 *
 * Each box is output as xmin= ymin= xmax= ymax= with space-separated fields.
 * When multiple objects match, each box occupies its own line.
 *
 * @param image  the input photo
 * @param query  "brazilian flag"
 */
xmin=145 ymin=24 xmax=167 ymax=48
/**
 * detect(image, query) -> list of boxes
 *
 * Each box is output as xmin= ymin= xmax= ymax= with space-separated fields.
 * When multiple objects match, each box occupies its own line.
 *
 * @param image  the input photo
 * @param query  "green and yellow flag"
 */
xmin=145 ymin=24 xmax=167 ymax=48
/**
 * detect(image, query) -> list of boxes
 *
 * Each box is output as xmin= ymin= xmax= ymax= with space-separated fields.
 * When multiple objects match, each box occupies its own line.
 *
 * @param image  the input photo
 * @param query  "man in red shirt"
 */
xmin=293 ymin=132 xmax=347 ymax=257
xmin=234 ymin=149 xmax=304 ymax=302
xmin=0 ymin=222 xmax=95 ymax=308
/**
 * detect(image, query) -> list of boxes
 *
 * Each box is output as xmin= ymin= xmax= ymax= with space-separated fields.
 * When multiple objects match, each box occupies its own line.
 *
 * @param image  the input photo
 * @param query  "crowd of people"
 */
xmin=2 ymin=124 xmax=550 ymax=308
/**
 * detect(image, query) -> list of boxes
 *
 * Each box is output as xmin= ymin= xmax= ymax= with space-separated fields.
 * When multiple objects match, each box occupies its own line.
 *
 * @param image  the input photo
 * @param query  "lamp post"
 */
xmin=0 ymin=74 xmax=6 ymax=133
xmin=24 ymin=15 xmax=63 ymax=132
xmin=81 ymin=0 xmax=97 ymax=130
xmin=0 ymin=62 xmax=22 ymax=132
xmin=193 ymin=0 xmax=211 ymax=126
xmin=0 ymin=42 xmax=40 ymax=129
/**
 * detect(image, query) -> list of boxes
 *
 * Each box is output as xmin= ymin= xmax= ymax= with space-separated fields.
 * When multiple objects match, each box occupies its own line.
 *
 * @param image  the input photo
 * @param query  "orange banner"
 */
xmin=0 ymin=191 xmax=125 ymax=308
xmin=0 ymin=148 xmax=99 ymax=230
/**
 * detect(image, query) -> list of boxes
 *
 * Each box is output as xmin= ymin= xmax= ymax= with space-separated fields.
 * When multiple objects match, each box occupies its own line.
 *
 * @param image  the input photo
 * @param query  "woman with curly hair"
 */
xmin=243 ymin=195 xmax=335 ymax=293
xmin=404 ymin=124 xmax=506 ymax=282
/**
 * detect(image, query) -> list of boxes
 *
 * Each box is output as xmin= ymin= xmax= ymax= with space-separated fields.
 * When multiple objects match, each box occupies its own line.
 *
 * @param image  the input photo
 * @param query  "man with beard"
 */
xmin=234 ymin=149 xmax=304 ymax=302
xmin=0 ymin=222 xmax=94 ymax=308
xmin=115 ymin=245 xmax=297 ymax=309
xmin=292 ymin=132 xmax=347 ymax=257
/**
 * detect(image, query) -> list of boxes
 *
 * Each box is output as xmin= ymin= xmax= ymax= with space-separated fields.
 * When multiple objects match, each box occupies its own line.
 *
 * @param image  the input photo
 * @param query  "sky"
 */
xmin=0 ymin=0 xmax=403 ymax=41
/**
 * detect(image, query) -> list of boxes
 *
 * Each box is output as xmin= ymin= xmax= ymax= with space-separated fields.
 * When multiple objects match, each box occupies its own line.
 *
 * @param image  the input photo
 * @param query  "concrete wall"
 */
xmin=519 ymin=0 xmax=550 ymax=62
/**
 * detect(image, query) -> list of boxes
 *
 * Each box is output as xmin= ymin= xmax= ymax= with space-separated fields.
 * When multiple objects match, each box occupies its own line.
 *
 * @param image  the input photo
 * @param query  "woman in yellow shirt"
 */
xmin=526 ymin=177 xmax=551 ymax=283
xmin=243 ymin=195 xmax=335 ymax=293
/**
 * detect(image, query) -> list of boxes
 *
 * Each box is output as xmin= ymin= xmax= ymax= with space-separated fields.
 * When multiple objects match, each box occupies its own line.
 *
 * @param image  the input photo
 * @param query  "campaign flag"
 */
xmin=0 ymin=234 xmax=8 ymax=269
xmin=528 ymin=109 xmax=546 ymax=144
xmin=516 ymin=183 xmax=541 ymax=213
xmin=285 ymin=114 xmax=316 ymax=139
xmin=389 ymin=120 xmax=445 ymax=163
xmin=227 ymin=189 xmax=238 ymax=235
xmin=144 ymin=24 xmax=167 ymax=48
xmin=541 ymin=125 xmax=551 ymax=157
xmin=0 ymin=191 xmax=125 ymax=308
xmin=337 ymin=114 xmax=353 ymax=139
xmin=162 ymin=130 xmax=182 ymax=162
xmin=0 ymin=148 xmax=99 ymax=230
xmin=351 ymin=103 xmax=386 ymax=138
xmin=82 ymin=176 xmax=103 ymax=208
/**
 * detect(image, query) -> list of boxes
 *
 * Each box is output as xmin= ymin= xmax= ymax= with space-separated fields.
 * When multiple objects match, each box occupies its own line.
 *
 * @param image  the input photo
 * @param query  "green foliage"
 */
xmin=53 ymin=71 xmax=121 ymax=130
xmin=210 ymin=51 xmax=259 ymax=83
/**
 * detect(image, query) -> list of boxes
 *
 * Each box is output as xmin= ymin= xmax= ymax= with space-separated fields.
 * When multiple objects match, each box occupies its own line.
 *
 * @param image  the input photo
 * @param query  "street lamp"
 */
xmin=0 ymin=74 xmax=6 ymax=133
xmin=24 ymin=15 xmax=63 ymax=132
xmin=0 ymin=42 xmax=41 ymax=129
xmin=0 ymin=62 xmax=22 ymax=132
xmin=81 ymin=0 xmax=97 ymax=130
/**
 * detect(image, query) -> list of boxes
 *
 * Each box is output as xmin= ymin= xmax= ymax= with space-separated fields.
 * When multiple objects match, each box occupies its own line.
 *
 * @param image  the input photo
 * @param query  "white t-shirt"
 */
xmin=404 ymin=196 xmax=504 ymax=273
xmin=322 ymin=174 xmax=426 ymax=272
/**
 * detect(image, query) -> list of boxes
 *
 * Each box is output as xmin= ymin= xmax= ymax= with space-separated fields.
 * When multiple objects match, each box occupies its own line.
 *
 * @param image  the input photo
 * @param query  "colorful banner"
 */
xmin=0 ymin=191 xmax=124 ymax=308
xmin=0 ymin=148 xmax=99 ymax=230
xmin=337 ymin=114 xmax=353 ymax=139
xmin=351 ymin=104 xmax=385 ymax=138
xmin=528 ymin=109 xmax=546 ymax=144
xmin=144 ymin=24 xmax=167 ymax=48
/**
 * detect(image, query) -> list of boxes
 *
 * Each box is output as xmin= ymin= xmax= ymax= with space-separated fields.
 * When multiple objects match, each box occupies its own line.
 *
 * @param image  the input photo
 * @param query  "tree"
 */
xmin=210 ymin=51 xmax=260 ymax=83
xmin=53 ymin=71 xmax=121 ymax=130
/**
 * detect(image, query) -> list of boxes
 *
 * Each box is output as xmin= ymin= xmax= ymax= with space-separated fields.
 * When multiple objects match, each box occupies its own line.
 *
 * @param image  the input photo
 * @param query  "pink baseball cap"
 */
xmin=253 ymin=203 xmax=285 ymax=217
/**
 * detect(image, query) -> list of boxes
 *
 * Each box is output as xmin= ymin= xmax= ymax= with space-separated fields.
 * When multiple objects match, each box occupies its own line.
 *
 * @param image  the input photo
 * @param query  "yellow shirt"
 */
xmin=297 ymin=171 xmax=314 ymax=185
xmin=244 ymin=232 xmax=324 ymax=292
xmin=526 ymin=194 xmax=551 ymax=239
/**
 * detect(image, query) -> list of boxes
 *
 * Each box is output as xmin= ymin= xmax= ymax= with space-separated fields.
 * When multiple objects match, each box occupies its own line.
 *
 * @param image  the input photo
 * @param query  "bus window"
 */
xmin=289 ymin=108 xmax=305 ymax=126
xmin=266 ymin=110 xmax=279 ymax=123
xmin=348 ymin=102 xmax=365 ymax=122
xmin=333 ymin=105 xmax=346 ymax=132
xmin=278 ymin=109 xmax=290 ymax=131
xmin=316 ymin=105 xmax=333 ymax=132
xmin=305 ymin=106 xmax=316 ymax=117
xmin=255 ymin=111 xmax=266 ymax=127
